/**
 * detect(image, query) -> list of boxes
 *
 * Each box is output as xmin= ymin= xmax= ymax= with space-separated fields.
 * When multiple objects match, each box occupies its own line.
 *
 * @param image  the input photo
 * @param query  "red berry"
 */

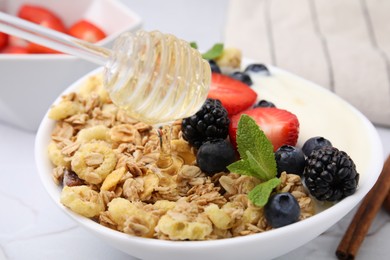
xmin=0 ymin=32 xmax=9 ymax=50
xmin=229 ymin=107 xmax=299 ymax=151
xmin=18 ymin=5 xmax=66 ymax=33
xmin=18 ymin=4 xmax=66 ymax=54
xmin=208 ymin=73 xmax=257 ymax=116
xmin=1 ymin=46 xmax=29 ymax=54
xmin=69 ymin=20 xmax=106 ymax=43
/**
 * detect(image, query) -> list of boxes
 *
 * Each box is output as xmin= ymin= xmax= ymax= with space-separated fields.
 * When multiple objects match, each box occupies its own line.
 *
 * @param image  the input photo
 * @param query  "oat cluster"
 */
xmin=48 ymin=73 xmax=314 ymax=240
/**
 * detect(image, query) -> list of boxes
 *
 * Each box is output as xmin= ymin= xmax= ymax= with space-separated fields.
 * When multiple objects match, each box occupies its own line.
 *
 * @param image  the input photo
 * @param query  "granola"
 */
xmin=48 ymin=73 xmax=314 ymax=240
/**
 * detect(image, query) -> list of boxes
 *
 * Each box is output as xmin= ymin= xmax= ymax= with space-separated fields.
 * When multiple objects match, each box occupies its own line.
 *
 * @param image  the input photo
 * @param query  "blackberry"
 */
xmin=181 ymin=98 xmax=230 ymax=148
xmin=303 ymin=147 xmax=359 ymax=201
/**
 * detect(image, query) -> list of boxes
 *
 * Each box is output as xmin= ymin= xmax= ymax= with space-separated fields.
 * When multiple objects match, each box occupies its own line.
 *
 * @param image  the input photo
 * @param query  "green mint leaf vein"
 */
xmin=248 ymin=178 xmax=281 ymax=207
xmin=202 ymin=43 xmax=224 ymax=60
xmin=246 ymin=150 xmax=273 ymax=180
xmin=236 ymin=114 xmax=277 ymax=180
xmin=227 ymin=159 xmax=258 ymax=177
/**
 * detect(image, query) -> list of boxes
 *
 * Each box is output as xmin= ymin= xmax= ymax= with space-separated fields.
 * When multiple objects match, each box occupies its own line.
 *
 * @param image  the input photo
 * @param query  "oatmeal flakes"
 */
xmin=110 ymin=124 xmax=138 ymax=143
xmin=52 ymin=166 xmax=65 ymax=185
xmin=51 ymin=122 xmax=74 ymax=140
xmin=123 ymin=177 xmax=144 ymax=202
xmin=99 ymin=211 xmax=117 ymax=229
xmin=64 ymin=113 xmax=89 ymax=126
xmin=48 ymin=141 xmax=70 ymax=167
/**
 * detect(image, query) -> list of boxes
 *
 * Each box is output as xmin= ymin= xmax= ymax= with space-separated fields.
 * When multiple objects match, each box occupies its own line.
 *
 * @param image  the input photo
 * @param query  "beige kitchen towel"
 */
xmin=224 ymin=0 xmax=390 ymax=126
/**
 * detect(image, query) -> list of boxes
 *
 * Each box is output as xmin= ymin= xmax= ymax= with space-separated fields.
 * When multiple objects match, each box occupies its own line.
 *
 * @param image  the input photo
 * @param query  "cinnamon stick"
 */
xmin=383 ymin=190 xmax=390 ymax=214
xmin=335 ymin=155 xmax=390 ymax=260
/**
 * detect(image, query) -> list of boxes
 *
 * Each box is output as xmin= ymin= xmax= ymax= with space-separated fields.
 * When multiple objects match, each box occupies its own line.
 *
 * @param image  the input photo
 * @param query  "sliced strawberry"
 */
xmin=229 ymin=107 xmax=299 ymax=151
xmin=68 ymin=20 xmax=106 ymax=43
xmin=0 ymin=32 xmax=8 ymax=50
xmin=18 ymin=4 xmax=66 ymax=53
xmin=8 ymin=36 xmax=28 ymax=47
xmin=26 ymin=43 xmax=61 ymax=54
xmin=1 ymin=46 xmax=29 ymax=54
xmin=208 ymin=73 xmax=257 ymax=116
xmin=18 ymin=5 xmax=66 ymax=32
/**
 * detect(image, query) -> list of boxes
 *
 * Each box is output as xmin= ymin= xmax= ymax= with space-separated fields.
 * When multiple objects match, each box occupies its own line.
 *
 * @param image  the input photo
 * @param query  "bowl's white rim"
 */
xmin=34 ymin=65 xmax=384 ymax=251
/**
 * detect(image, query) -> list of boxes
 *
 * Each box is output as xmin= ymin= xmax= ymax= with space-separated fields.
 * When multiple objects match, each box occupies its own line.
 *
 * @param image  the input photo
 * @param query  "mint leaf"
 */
xmin=202 ymin=43 xmax=224 ymax=60
xmin=248 ymin=178 xmax=281 ymax=207
xmin=226 ymin=115 xmax=279 ymax=207
xmin=236 ymin=115 xmax=276 ymax=179
xmin=227 ymin=159 xmax=258 ymax=177
xmin=190 ymin=42 xmax=198 ymax=49
xmin=246 ymin=150 xmax=273 ymax=180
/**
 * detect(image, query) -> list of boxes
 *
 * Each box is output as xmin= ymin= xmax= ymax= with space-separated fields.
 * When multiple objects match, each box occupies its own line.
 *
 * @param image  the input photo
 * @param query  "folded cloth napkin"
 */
xmin=224 ymin=0 xmax=390 ymax=126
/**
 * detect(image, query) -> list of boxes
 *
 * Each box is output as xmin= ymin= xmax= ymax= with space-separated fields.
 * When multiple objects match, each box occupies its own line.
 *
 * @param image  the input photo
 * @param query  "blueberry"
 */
xmin=229 ymin=71 xmax=253 ymax=86
xmin=244 ymin=63 xmax=270 ymax=76
xmin=254 ymin=99 xmax=276 ymax=108
xmin=302 ymin=136 xmax=332 ymax=157
xmin=197 ymin=139 xmax=236 ymax=175
xmin=208 ymin=60 xmax=221 ymax=73
xmin=275 ymin=145 xmax=306 ymax=177
xmin=264 ymin=192 xmax=300 ymax=228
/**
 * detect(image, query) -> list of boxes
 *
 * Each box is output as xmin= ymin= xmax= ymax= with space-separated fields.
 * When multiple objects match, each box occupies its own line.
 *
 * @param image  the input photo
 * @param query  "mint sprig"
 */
xmin=189 ymin=42 xmax=224 ymax=60
xmin=227 ymin=115 xmax=280 ymax=207
xmin=201 ymin=43 xmax=224 ymax=60
xmin=248 ymin=178 xmax=281 ymax=207
xmin=190 ymin=42 xmax=198 ymax=49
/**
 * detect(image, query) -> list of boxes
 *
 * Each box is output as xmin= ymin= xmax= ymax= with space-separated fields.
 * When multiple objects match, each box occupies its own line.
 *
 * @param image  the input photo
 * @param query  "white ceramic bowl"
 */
xmin=0 ymin=0 xmax=142 ymax=132
xmin=35 ymin=64 xmax=383 ymax=260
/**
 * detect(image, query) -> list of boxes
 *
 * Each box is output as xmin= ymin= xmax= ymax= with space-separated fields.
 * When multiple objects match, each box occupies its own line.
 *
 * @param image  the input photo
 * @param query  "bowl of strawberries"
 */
xmin=35 ymin=44 xmax=383 ymax=259
xmin=0 ymin=0 xmax=142 ymax=131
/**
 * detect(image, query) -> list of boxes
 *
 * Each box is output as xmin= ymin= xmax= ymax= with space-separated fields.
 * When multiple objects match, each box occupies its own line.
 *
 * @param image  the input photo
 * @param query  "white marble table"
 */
xmin=1 ymin=0 xmax=390 ymax=259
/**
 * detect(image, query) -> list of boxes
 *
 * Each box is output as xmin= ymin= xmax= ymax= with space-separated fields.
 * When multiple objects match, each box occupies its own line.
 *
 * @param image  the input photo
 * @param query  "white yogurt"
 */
xmin=246 ymin=67 xmax=373 ymax=178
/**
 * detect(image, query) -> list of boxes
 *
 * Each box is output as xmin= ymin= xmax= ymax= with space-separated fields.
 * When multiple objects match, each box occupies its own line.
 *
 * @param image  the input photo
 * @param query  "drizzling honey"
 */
xmin=104 ymin=30 xmax=211 ymax=172
xmin=104 ymin=30 xmax=211 ymax=125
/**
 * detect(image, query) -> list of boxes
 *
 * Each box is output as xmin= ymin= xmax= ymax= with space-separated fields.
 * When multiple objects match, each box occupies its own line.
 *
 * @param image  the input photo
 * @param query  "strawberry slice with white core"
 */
xmin=229 ymin=107 xmax=299 ymax=151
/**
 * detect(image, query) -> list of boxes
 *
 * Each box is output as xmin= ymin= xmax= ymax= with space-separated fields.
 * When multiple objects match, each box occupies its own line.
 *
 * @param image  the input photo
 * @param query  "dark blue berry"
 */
xmin=229 ymin=71 xmax=253 ymax=86
xmin=196 ymin=139 xmax=236 ymax=175
xmin=254 ymin=100 xmax=276 ymax=108
xmin=275 ymin=145 xmax=306 ymax=177
xmin=208 ymin=60 xmax=221 ymax=73
xmin=302 ymin=136 xmax=332 ymax=157
xmin=244 ymin=63 xmax=270 ymax=76
xmin=264 ymin=193 xmax=300 ymax=228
